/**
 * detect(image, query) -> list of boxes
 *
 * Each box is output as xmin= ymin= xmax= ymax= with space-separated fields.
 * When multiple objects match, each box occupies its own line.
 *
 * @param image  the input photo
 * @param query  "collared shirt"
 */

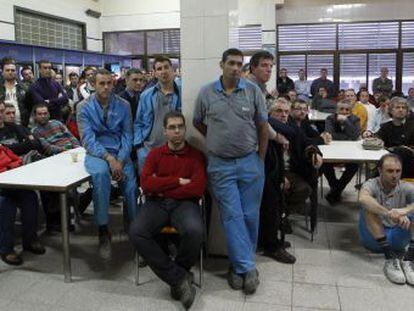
xmin=4 ymin=82 xmax=21 ymax=124
xmin=294 ymin=79 xmax=310 ymax=97
xmin=193 ymin=77 xmax=268 ymax=158
xmin=362 ymin=177 xmax=414 ymax=227
xmin=367 ymin=108 xmax=391 ymax=133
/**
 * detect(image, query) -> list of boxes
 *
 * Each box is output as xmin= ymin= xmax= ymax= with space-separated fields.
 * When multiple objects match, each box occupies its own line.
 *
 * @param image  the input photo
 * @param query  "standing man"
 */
xmin=134 ymin=56 xmax=181 ymax=173
xmin=310 ymin=68 xmax=335 ymax=98
xmin=277 ymin=68 xmax=295 ymax=96
xmin=359 ymin=154 xmax=414 ymax=285
xmin=29 ymin=60 xmax=69 ymax=121
xmin=119 ymin=68 xmax=145 ymax=122
xmin=0 ymin=58 xmax=31 ymax=127
xmin=295 ymin=69 xmax=310 ymax=99
xmin=193 ymin=48 xmax=268 ymax=294
xmin=373 ymin=67 xmax=393 ymax=98
xmin=79 ymin=69 xmax=137 ymax=258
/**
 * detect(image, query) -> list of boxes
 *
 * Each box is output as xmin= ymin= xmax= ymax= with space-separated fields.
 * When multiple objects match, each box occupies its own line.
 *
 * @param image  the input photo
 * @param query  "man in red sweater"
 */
xmin=129 ymin=111 xmax=206 ymax=309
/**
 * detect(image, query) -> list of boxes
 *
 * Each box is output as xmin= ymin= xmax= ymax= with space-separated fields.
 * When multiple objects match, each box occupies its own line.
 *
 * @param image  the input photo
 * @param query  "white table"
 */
xmin=318 ymin=140 xmax=389 ymax=163
xmin=308 ymin=109 xmax=330 ymax=122
xmin=0 ymin=147 xmax=90 ymax=282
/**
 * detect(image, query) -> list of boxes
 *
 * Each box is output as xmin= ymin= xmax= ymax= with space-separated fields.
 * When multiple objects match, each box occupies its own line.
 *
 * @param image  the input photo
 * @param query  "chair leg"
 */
xmin=198 ymin=247 xmax=203 ymax=289
xmin=135 ymin=252 xmax=140 ymax=286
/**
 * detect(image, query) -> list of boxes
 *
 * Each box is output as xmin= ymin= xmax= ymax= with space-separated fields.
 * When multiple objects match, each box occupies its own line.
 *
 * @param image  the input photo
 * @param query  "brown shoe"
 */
xmin=0 ymin=251 xmax=23 ymax=265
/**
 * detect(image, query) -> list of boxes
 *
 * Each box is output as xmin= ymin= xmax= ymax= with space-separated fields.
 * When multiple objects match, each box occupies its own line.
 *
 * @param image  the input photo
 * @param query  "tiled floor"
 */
xmin=1 ymin=180 xmax=413 ymax=311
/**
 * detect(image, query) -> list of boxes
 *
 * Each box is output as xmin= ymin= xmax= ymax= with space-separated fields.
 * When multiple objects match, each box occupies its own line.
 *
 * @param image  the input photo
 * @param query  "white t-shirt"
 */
xmin=4 ymin=84 xmax=21 ymax=124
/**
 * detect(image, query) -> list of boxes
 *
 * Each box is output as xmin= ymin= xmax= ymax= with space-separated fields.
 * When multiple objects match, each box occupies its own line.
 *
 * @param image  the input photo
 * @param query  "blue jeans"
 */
xmin=85 ymin=155 xmax=138 ymax=226
xmin=0 ymin=190 xmax=39 ymax=254
xmin=137 ymin=146 xmax=150 ymax=175
xmin=207 ymin=152 xmax=265 ymax=274
xmin=359 ymin=209 xmax=411 ymax=252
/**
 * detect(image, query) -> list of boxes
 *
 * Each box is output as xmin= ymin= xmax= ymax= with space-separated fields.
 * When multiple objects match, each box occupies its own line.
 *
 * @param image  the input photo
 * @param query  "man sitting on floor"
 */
xmin=0 ymin=100 xmax=45 ymax=265
xmin=130 ymin=111 xmax=206 ymax=309
xmin=323 ymin=100 xmax=361 ymax=204
xmin=359 ymin=154 xmax=414 ymax=285
xmin=79 ymin=69 xmax=138 ymax=258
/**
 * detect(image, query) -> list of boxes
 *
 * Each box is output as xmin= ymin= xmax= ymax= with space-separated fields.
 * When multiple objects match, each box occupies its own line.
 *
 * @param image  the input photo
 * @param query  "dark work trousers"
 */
xmin=0 ymin=189 xmax=39 ymax=253
xmin=322 ymin=163 xmax=359 ymax=195
xmin=129 ymin=198 xmax=203 ymax=287
xmin=40 ymin=191 xmax=61 ymax=228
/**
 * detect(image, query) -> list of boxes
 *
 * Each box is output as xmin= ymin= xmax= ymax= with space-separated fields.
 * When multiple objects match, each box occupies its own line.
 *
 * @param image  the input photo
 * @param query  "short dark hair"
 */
xmin=83 ymin=66 xmax=96 ymax=73
xmin=377 ymin=95 xmax=389 ymax=104
xmin=378 ymin=153 xmax=402 ymax=169
xmin=91 ymin=68 xmax=112 ymax=84
xmin=163 ymin=111 xmax=186 ymax=128
xmin=249 ymin=51 xmax=274 ymax=69
xmin=153 ymin=56 xmax=172 ymax=70
xmin=221 ymin=48 xmax=243 ymax=63
xmin=68 ymin=72 xmax=79 ymax=78
xmin=1 ymin=57 xmax=16 ymax=70
xmin=21 ymin=65 xmax=32 ymax=74
xmin=125 ymin=68 xmax=143 ymax=78
xmin=38 ymin=60 xmax=51 ymax=67
xmin=292 ymin=98 xmax=309 ymax=109
xmin=33 ymin=103 xmax=49 ymax=114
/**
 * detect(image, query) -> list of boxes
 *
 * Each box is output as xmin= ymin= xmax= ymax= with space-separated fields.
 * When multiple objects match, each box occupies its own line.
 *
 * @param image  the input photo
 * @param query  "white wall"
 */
xmin=100 ymin=0 xmax=180 ymax=32
xmin=276 ymin=0 xmax=414 ymax=25
xmin=0 ymin=0 xmax=102 ymax=51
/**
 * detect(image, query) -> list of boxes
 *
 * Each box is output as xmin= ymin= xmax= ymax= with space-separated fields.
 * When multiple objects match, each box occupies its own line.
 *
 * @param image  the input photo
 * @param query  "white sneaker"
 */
xmin=401 ymin=260 xmax=414 ymax=285
xmin=384 ymin=258 xmax=406 ymax=284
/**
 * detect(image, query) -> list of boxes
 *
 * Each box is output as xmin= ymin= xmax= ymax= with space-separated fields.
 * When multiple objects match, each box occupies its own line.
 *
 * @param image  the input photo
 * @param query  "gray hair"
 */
xmin=389 ymin=96 xmax=408 ymax=112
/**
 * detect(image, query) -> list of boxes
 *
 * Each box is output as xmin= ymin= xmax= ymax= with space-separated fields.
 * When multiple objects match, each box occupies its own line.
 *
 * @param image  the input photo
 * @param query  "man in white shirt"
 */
xmin=359 ymin=89 xmax=376 ymax=125
xmin=294 ymin=69 xmax=310 ymax=99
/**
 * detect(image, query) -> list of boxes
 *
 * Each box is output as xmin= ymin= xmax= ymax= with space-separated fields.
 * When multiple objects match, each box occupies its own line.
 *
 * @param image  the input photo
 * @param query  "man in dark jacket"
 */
xmin=118 ymin=68 xmax=145 ymax=122
xmin=323 ymin=100 xmax=360 ymax=204
xmin=0 ymin=57 xmax=31 ymax=127
xmin=29 ymin=60 xmax=69 ymax=121
xmin=277 ymin=68 xmax=295 ymax=96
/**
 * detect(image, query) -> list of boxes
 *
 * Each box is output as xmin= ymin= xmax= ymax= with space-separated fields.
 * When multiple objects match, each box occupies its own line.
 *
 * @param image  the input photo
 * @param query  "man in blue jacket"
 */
xmin=133 ymin=56 xmax=181 ymax=174
xmin=79 ymin=69 xmax=137 ymax=258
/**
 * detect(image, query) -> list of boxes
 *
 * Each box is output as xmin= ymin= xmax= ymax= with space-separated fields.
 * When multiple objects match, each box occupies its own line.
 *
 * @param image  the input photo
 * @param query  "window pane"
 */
xmin=368 ymin=53 xmax=396 ymax=94
xmin=307 ymin=54 xmax=334 ymax=82
xmin=340 ymin=54 xmax=367 ymax=91
xmin=104 ymin=32 xmax=145 ymax=55
xmin=278 ymin=24 xmax=336 ymax=51
xmin=229 ymin=25 xmax=263 ymax=51
xmin=279 ymin=54 xmax=305 ymax=80
xmin=402 ymin=22 xmax=414 ymax=49
xmin=403 ymin=53 xmax=414 ymax=95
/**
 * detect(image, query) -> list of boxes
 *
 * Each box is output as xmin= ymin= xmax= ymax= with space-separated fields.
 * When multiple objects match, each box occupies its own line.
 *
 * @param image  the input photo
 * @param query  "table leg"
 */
xmin=60 ymin=192 xmax=71 ymax=283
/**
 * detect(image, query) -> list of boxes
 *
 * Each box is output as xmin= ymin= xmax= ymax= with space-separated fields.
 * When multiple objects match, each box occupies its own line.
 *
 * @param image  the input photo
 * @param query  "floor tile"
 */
xmin=338 ymin=286 xmax=389 ymax=311
xmin=246 ymin=280 xmax=292 ymax=306
xmin=292 ymin=283 xmax=340 ymax=310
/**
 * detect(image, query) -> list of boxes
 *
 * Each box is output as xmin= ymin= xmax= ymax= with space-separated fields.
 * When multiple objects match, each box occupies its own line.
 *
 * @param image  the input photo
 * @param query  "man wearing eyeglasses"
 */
xmin=130 ymin=111 xmax=206 ymax=309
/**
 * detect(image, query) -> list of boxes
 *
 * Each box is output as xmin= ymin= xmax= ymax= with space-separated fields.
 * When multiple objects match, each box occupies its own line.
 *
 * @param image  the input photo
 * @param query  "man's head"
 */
xmin=2 ymin=57 xmax=17 ymax=82
xmin=378 ymin=154 xmax=402 ymax=189
xmin=336 ymin=100 xmax=352 ymax=117
xmin=298 ymin=69 xmax=305 ymax=80
xmin=125 ymin=68 xmax=145 ymax=92
xmin=359 ymin=90 xmax=370 ymax=104
xmin=408 ymin=88 xmax=414 ymax=98
xmin=320 ymin=68 xmax=328 ymax=79
xmin=291 ymin=99 xmax=309 ymax=121
xmin=318 ymin=87 xmax=328 ymax=98
xmin=249 ymin=51 xmax=274 ymax=84
xmin=378 ymin=95 xmax=390 ymax=111
xmin=220 ymin=48 xmax=244 ymax=82
xmin=389 ymin=97 xmax=408 ymax=121
xmin=279 ymin=68 xmax=288 ymax=78
xmin=55 ymin=73 xmax=63 ymax=86
xmin=269 ymin=98 xmax=291 ymax=123
xmin=68 ymin=72 xmax=79 ymax=87
xmin=380 ymin=67 xmax=389 ymax=79
xmin=33 ymin=103 xmax=50 ymax=125
xmin=91 ymin=69 xmax=113 ymax=101
xmin=83 ymin=66 xmax=96 ymax=83
xmin=163 ymin=111 xmax=186 ymax=147
xmin=287 ymin=89 xmax=297 ymax=103
xmin=38 ymin=60 xmax=52 ymax=78
xmin=4 ymin=103 xmax=16 ymax=123
xmin=373 ymin=90 xmax=382 ymax=102
xmin=345 ymin=89 xmax=357 ymax=105
xmin=21 ymin=66 xmax=34 ymax=83
xmin=153 ymin=56 xmax=174 ymax=86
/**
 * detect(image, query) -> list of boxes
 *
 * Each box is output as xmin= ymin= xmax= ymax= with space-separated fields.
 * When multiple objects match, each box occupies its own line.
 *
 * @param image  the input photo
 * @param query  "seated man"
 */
xmin=376 ymin=97 xmax=414 ymax=178
xmin=268 ymin=98 xmax=323 ymax=223
xmin=359 ymin=154 xmax=414 ymax=285
xmin=312 ymin=87 xmax=336 ymax=113
xmin=130 ymin=111 xmax=206 ymax=309
xmin=79 ymin=69 xmax=138 ymax=258
xmin=364 ymin=95 xmax=391 ymax=136
xmin=0 ymin=101 xmax=45 ymax=265
xmin=345 ymin=88 xmax=367 ymax=132
xmin=323 ymin=100 xmax=360 ymax=204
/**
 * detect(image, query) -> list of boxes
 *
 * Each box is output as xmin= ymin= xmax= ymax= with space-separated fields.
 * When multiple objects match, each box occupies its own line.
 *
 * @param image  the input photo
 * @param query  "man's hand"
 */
xmin=337 ymin=114 xmax=348 ymax=122
xmin=362 ymin=131 xmax=373 ymax=138
xmin=275 ymin=132 xmax=290 ymax=150
xmin=269 ymin=89 xmax=279 ymax=99
xmin=320 ymin=132 xmax=332 ymax=145
xmin=398 ymin=216 xmax=411 ymax=230
xmin=179 ymin=178 xmax=191 ymax=186
xmin=108 ymin=157 xmax=124 ymax=182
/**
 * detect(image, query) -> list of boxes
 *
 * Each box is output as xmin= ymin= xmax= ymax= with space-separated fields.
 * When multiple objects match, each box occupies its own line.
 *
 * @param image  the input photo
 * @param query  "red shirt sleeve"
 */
xmin=164 ymin=149 xmax=207 ymax=199
xmin=140 ymin=148 xmax=180 ymax=194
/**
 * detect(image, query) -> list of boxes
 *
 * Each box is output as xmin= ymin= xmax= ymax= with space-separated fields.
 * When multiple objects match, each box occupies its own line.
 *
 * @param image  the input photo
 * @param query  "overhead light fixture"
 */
xmin=85 ymin=9 xmax=101 ymax=19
